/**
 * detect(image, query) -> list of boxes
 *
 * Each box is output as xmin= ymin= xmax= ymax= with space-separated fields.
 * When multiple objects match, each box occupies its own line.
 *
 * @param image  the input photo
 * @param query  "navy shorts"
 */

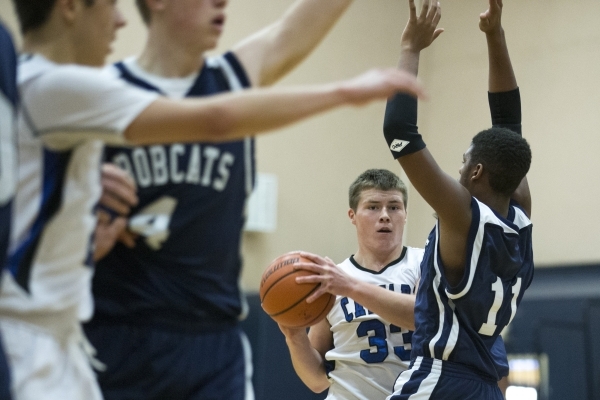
xmin=390 ymin=357 xmax=503 ymax=400
xmin=84 ymin=322 xmax=253 ymax=400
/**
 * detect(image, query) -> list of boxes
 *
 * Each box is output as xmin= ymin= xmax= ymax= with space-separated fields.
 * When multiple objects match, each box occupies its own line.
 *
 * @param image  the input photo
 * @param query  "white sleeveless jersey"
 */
xmin=0 ymin=54 xmax=157 ymax=326
xmin=325 ymin=246 xmax=424 ymax=400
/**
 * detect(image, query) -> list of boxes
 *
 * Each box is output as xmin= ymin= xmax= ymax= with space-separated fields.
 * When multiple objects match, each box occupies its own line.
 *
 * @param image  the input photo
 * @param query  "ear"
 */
xmin=471 ymin=163 xmax=484 ymax=181
xmin=56 ymin=0 xmax=80 ymax=25
xmin=348 ymin=208 xmax=356 ymax=226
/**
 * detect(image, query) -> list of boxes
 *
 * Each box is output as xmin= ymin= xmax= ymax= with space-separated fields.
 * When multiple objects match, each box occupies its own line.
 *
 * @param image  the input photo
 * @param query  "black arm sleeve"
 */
xmin=383 ymin=93 xmax=426 ymax=159
xmin=488 ymin=88 xmax=522 ymax=135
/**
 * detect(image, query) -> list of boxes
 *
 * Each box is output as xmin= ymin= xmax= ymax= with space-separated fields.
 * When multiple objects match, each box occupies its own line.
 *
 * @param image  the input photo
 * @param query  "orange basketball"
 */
xmin=260 ymin=252 xmax=334 ymax=328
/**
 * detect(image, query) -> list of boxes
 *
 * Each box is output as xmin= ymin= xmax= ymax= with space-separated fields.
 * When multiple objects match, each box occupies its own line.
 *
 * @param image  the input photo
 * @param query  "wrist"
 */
xmin=485 ymin=27 xmax=505 ymax=42
xmin=400 ymin=43 xmax=421 ymax=56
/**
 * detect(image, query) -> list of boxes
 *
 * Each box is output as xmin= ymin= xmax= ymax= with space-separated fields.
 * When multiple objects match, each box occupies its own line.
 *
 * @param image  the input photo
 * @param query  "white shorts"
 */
xmin=0 ymin=318 xmax=103 ymax=400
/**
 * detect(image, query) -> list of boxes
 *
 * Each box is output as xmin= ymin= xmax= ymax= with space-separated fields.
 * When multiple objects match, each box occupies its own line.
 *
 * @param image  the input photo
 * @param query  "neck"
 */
xmin=23 ymin=28 xmax=77 ymax=65
xmin=137 ymin=25 xmax=207 ymax=77
xmin=474 ymin=191 xmax=511 ymax=218
xmin=353 ymin=245 xmax=404 ymax=273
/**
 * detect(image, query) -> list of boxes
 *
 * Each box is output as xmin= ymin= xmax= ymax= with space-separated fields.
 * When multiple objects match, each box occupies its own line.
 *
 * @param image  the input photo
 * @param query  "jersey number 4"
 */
xmin=129 ymin=196 xmax=177 ymax=250
xmin=478 ymin=276 xmax=522 ymax=336
xmin=357 ymin=319 xmax=412 ymax=363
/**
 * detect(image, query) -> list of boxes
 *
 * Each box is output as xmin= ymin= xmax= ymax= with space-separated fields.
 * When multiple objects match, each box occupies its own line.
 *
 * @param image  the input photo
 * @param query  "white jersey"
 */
xmin=0 ymin=54 xmax=158 ymax=328
xmin=325 ymin=246 xmax=424 ymax=400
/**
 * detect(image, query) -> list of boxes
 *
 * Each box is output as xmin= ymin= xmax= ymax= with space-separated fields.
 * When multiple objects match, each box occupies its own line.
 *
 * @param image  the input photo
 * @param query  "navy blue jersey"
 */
xmin=411 ymin=198 xmax=533 ymax=380
xmin=91 ymin=53 xmax=254 ymax=332
xmin=0 ymin=23 xmax=17 ymax=272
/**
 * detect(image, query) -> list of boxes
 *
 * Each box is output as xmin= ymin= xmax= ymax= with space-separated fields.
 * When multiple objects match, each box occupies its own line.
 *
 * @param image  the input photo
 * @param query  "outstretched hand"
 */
xmin=479 ymin=0 xmax=503 ymax=34
xmin=401 ymin=0 xmax=444 ymax=53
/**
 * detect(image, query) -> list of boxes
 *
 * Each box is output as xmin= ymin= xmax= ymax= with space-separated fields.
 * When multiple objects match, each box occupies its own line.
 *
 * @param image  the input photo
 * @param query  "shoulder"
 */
xmin=399 ymin=246 xmax=423 ymax=282
xmin=474 ymin=198 xmax=531 ymax=234
xmin=208 ymin=52 xmax=252 ymax=89
xmin=336 ymin=257 xmax=354 ymax=271
xmin=21 ymin=57 xmax=150 ymax=104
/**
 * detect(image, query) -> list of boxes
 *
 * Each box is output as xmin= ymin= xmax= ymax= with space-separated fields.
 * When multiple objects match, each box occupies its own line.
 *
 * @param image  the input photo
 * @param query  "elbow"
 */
xmin=197 ymin=104 xmax=238 ymax=142
xmin=307 ymin=381 xmax=330 ymax=394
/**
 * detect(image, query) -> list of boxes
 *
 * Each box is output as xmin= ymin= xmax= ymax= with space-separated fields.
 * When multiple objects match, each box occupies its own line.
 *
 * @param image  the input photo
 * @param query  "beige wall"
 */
xmin=1 ymin=0 xmax=599 ymax=293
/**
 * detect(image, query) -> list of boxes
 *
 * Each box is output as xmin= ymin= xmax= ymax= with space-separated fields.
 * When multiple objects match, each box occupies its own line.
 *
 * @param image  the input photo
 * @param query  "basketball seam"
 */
xmin=260 ymin=269 xmax=312 ymax=302
xmin=302 ymin=293 xmax=334 ymax=327
xmin=269 ymin=283 xmax=321 ymax=317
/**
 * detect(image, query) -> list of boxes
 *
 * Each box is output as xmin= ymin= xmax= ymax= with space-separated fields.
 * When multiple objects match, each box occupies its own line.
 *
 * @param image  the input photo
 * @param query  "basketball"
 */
xmin=260 ymin=252 xmax=335 ymax=328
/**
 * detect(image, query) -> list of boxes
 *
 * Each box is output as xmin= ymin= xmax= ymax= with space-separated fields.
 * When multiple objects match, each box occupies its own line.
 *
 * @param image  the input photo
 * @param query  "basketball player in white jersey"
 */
xmin=2 ymin=1 xmax=425 ymax=399
xmin=279 ymin=169 xmax=424 ymax=400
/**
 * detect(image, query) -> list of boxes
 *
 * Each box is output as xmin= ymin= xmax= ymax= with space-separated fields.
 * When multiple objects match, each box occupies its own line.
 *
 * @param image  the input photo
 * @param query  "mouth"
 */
xmin=377 ymin=228 xmax=392 ymax=233
xmin=212 ymin=14 xmax=225 ymax=30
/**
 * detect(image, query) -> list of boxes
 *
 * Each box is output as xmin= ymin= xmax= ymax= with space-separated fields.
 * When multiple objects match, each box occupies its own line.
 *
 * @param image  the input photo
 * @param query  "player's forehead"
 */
xmin=358 ymin=188 xmax=405 ymax=205
xmin=463 ymin=144 xmax=474 ymax=160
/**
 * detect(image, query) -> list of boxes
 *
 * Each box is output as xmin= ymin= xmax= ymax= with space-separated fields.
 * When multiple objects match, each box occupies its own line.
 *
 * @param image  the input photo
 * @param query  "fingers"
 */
xmin=305 ymin=289 xmax=327 ymax=304
xmin=408 ymin=0 xmax=417 ymax=21
xmin=93 ymin=214 xmax=129 ymax=261
xmin=419 ymin=0 xmax=430 ymax=21
xmin=99 ymin=163 xmax=138 ymax=216
xmin=118 ymin=229 xmax=138 ymax=248
xmin=298 ymin=251 xmax=328 ymax=265
xmin=431 ymin=2 xmax=442 ymax=27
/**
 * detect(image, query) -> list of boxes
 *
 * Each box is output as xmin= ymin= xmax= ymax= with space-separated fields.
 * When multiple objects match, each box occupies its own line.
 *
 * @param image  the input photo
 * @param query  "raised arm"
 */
xmin=383 ymin=0 xmax=473 ymax=280
xmin=481 ymin=0 xmax=531 ymax=215
xmin=232 ymin=0 xmax=352 ymax=86
xmin=125 ymin=67 xmax=425 ymax=145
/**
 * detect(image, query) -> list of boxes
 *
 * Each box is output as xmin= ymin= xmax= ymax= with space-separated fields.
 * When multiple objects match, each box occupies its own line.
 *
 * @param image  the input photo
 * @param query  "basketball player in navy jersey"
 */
xmin=0 ymin=22 xmax=17 ymax=400
xmin=85 ymin=1 xmax=404 ymax=399
xmin=383 ymin=0 xmax=533 ymax=399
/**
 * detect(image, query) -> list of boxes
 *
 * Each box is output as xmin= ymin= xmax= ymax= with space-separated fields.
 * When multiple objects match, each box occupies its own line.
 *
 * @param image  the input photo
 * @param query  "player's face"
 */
xmin=350 ymin=189 xmax=407 ymax=254
xmin=75 ymin=0 xmax=127 ymax=66
xmin=163 ymin=0 xmax=228 ymax=52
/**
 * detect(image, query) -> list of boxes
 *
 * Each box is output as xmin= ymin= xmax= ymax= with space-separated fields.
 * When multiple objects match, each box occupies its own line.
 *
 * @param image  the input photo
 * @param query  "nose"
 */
xmin=114 ymin=7 xmax=127 ymax=29
xmin=379 ymin=208 xmax=390 ymax=222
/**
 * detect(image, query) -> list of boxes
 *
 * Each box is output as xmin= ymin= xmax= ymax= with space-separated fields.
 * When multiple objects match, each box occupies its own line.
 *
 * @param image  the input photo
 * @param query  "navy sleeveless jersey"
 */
xmin=0 ymin=24 xmax=17 ymax=271
xmin=91 ymin=53 xmax=254 ymax=332
xmin=411 ymin=197 xmax=533 ymax=380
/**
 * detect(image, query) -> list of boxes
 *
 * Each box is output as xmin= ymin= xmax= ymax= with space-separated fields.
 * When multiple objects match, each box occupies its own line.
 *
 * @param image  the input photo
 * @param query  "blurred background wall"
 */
xmin=2 ymin=0 xmax=599 ymax=289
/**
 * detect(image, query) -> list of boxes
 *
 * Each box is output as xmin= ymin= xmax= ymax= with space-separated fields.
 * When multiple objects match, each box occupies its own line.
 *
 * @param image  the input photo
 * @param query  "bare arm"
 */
xmin=295 ymin=252 xmax=417 ymax=330
xmin=233 ymin=0 xmax=352 ymax=86
xmin=385 ymin=0 xmax=473 ymax=277
xmin=481 ymin=0 xmax=531 ymax=215
xmin=279 ymin=320 xmax=332 ymax=393
xmin=124 ymin=68 xmax=425 ymax=145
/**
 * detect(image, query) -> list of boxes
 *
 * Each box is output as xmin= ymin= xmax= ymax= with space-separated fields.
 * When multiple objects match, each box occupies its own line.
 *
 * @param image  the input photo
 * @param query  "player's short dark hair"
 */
xmin=12 ymin=0 xmax=95 ymax=34
xmin=136 ymin=0 xmax=151 ymax=25
xmin=349 ymin=169 xmax=408 ymax=211
xmin=470 ymin=127 xmax=532 ymax=196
